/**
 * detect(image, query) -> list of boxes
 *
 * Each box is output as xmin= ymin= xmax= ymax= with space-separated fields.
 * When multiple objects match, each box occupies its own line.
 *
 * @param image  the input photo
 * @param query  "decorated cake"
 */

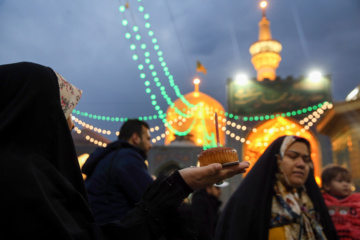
xmin=198 ymin=147 xmax=238 ymax=167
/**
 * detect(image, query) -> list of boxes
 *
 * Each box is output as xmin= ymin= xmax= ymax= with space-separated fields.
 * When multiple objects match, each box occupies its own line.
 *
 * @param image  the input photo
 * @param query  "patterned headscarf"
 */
xmin=55 ymin=72 xmax=82 ymax=119
xmin=215 ymin=135 xmax=338 ymax=240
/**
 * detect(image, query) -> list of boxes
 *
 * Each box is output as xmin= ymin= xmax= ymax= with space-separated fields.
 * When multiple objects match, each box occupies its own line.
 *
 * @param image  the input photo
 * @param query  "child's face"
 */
xmin=325 ymin=174 xmax=352 ymax=198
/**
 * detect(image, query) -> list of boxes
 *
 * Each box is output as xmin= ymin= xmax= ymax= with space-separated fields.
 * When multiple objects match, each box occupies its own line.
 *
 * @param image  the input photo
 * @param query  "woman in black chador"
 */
xmin=0 ymin=62 xmax=102 ymax=239
xmin=0 ymin=62 xmax=250 ymax=240
xmin=215 ymin=135 xmax=338 ymax=240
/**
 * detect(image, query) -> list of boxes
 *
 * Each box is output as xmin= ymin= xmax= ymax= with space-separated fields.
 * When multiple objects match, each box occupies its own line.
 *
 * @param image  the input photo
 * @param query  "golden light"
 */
xmin=193 ymin=78 xmax=200 ymax=85
xmin=315 ymin=176 xmax=322 ymax=186
xmin=78 ymin=153 xmax=89 ymax=168
xmin=260 ymin=1 xmax=267 ymax=8
xmin=78 ymin=153 xmax=90 ymax=180
xmin=165 ymin=90 xmax=226 ymax=147
xmin=243 ymin=116 xmax=322 ymax=180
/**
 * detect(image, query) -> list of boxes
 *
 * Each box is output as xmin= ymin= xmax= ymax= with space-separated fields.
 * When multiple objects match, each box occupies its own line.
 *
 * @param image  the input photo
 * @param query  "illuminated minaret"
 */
xmin=249 ymin=1 xmax=282 ymax=81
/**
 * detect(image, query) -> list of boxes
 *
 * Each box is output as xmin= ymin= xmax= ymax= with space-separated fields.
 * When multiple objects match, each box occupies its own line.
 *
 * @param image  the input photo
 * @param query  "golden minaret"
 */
xmin=249 ymin=1 xmax=282 ymax=81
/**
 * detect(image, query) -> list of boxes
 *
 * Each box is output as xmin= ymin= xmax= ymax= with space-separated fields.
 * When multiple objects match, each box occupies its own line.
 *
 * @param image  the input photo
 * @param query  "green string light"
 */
xmin=119 ymin=5 xmax=195 ymax=120
xmin=125 ymin=2 xmax=195 ymax=109
xmin=72 ymin=101 xmax=330 ymax=122
xmin=80 ymin=3 xmax=332 ymax=141
xmin=238 ymin=101 xmax=328 ymax=121
xmin=117 ymin=2 xmax=245 ymax=137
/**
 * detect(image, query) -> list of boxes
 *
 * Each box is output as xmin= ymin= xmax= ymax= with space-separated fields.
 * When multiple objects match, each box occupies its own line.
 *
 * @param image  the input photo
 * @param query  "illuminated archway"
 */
xmin=243 ymin=116 xmax=322 ymax=184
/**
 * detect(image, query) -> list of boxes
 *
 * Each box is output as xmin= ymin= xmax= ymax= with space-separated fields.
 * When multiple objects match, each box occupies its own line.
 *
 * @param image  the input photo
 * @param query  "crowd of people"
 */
xmin=1 ymin=61 xmax=359 ymax=240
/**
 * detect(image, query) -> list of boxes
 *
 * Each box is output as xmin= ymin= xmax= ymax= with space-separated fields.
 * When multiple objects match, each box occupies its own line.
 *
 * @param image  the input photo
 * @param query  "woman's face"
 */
xmin=280 ymin=142 xmax=311 ymax=188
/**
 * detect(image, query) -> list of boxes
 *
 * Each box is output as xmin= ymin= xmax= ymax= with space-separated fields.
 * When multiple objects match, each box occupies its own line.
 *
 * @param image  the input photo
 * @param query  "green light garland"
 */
xmin=241 ymin=102 xmax=328 ymax=121
xmin=118 ymin=2 xmax=195 ymax=113
xmin=74 ymin=3 xmax=332 ymax=142
xmin=72 ymin=101 xmax=330 ymax=124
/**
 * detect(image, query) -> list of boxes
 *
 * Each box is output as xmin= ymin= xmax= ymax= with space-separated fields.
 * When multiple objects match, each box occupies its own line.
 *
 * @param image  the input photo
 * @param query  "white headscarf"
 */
xmin=279 ymin=135 xmax=296 ymax=159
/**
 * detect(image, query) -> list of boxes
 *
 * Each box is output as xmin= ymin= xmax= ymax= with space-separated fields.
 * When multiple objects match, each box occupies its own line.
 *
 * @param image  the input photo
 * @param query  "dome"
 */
xmin=165 ymin=90 xmax=226 ymax=148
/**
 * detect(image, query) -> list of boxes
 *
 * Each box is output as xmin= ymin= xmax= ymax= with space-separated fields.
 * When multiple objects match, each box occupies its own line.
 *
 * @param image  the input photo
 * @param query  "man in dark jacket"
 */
xmin=191 ymin=182 xmax=227 ymax=240
xmin=82 ymin=119 xmax=153 ymax=226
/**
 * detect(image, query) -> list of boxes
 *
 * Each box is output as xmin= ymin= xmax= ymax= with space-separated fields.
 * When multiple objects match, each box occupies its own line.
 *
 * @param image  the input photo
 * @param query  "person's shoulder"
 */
xmin=114 ymin=149 xmax=147 ymax=169
xmin=322 ymin=192 xmax=336 ymax=202
xmin=115 ymin=147 xmax=142 ymax=159
xmin=109 ymin=141 xmax=137 ymax=156
xmin=347 ymin=192 xmax=360 ymax=201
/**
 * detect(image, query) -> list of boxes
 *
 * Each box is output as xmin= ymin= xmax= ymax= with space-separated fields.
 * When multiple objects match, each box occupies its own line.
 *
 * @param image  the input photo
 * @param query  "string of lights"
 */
xmin=72 ymin=102 xmax=332 ymax=148
xmin=72 ymin=101 xmax=329 ymax=123
xmin=70 ymin=1 xmax=333 ymax=149
xmin=118 ymin=2 xmax=196 ymax=117
xmin=118 ymin=2 xmax=208 ymax=135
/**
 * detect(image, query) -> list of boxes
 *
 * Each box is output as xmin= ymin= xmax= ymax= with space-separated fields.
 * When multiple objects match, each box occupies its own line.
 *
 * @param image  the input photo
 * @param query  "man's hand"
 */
xmin=178 ymin=162 xmax=250 ymax=191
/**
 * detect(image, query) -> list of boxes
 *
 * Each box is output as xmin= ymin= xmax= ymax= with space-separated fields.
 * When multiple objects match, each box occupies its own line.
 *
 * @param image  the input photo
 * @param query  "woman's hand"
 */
xmin=178 ymin=162 xmax=250 ymax=190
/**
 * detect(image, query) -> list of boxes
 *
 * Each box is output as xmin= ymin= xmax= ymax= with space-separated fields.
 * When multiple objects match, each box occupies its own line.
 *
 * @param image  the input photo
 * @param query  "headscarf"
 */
xmin=55 ymin=71 xmax=82 ymax=119
xmin=214 ymin=135 xmax=338 ymax=240
xmin=0 ymin=62 xmax=101 ymax=239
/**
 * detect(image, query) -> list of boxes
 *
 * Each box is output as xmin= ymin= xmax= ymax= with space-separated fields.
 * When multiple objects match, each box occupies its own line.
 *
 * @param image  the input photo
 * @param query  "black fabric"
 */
xmin=0 ymin=62 xmax=102 ymax=239
xmin=99 ymin=170 xmax=195 ymax=240
xmin=214 ymin=136 xmax=339 ymax=240
xmin=192 ymin=189 xmax=222 ymax=240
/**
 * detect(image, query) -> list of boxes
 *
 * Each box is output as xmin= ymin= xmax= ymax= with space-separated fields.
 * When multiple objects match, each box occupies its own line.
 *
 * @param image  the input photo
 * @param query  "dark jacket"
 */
xmin=100 ymin=171 xmax=195 ymax=240
xmin=191 ymin=189 xmax=222 ymax=240
xmin=82 ymin=140 xmax=154 ymax=224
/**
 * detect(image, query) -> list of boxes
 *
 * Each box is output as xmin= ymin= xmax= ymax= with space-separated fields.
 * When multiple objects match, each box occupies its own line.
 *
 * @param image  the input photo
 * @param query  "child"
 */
xmin=321 ymin=164 xmax=360 ymax=239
